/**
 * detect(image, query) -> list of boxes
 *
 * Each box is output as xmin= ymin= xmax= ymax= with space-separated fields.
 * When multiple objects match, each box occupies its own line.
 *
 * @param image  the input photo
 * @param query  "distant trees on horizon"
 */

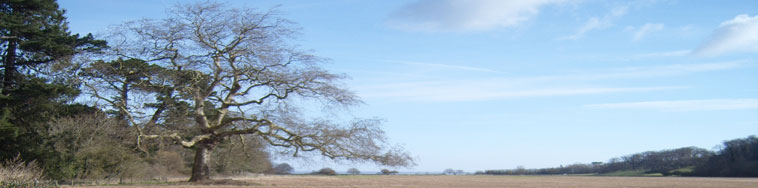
xmin=479 ymin=135 xmax=758 ymax=177
xmin=380 ymin=169 xmax=399 ymax=175
xmin=443 ymin=169 xmax=465 ymax=175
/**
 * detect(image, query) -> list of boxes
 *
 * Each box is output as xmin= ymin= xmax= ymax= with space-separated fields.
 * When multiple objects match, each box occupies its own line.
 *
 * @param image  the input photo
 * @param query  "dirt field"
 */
xmin=66 ymin=175 xmax=758 ymax=188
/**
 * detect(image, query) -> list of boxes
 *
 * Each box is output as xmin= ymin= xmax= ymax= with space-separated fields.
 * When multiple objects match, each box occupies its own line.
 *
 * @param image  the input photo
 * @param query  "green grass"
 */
xmin=597 ymin=170 xmax=663 ymax=177
xmin=669 ymin=167 xmax=694 ymax=174
xmin=595 ymin=166 xmax=697 ymax=177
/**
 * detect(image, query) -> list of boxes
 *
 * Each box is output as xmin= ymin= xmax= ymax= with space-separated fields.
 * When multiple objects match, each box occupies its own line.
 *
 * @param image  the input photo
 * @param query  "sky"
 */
xmin=59 ymin=0 xmax=758 ymax=173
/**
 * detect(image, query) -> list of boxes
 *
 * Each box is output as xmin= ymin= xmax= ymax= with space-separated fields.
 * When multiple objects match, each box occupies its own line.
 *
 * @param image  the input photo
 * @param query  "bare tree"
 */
xmin=82 ymin=2 xmax=412 ymax=182
xmin=346 ymin=168 xmax=360 ymax=175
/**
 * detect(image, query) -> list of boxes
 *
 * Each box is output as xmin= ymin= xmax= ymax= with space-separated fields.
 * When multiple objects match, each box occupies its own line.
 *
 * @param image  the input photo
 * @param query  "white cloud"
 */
xmin=694 ymin=14 xmax=758 ymax=56
xmin=560 ymin=6 xmax=627 ymax=40
xmin=585 ymin=99 xmax=758 ymax=111
xmin=386 ymin=0 xmax=565 ymax=32
xmin=631 ymin=23 xmax=664 ymax=41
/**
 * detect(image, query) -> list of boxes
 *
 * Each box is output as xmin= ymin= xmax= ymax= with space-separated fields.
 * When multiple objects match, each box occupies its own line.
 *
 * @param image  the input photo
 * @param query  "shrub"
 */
xmin=0 ymin=155 xmax=56 ymax=188
xmin=315 ymin=168 xmax=337 ymax=175
xmin=270 ymin=163 xmax=294 ymax=174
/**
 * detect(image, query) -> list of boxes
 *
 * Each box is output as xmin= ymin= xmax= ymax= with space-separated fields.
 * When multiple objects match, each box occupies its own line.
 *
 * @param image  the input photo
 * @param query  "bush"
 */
xmin=314 ymin=168 xmax=337 ymax=175
xmin=0 ymin=155 xmax=56 ymax=188
xmin=270 ymin=163 xmax=294 ymax=174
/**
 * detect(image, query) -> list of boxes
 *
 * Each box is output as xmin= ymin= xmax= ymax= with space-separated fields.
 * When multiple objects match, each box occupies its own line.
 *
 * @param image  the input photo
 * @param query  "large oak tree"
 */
xmin=83 ymin=2 xmax=412 ymax=181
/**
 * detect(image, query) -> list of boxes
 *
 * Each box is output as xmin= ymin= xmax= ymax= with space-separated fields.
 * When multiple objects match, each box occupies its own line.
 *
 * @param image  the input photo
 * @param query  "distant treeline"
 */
xmin=479 ymin=135 xmax=758 ymax=177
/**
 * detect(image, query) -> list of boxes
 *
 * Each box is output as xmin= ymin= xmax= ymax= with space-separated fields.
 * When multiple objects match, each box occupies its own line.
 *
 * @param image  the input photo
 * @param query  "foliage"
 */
xmin=0 ymin=0 xmax=105 ymax=65
xmin=1 ymin=0 xmax=105 ymax=90
xmin=0 ymin=0 xmax=105 ymax=181
xmin=45 ymin=113 xmax=149 ymax=180
xmin=0 ymin=77 xmax=101 ymax=180
xmin=693 ymin=135 xmax=758 ymax=177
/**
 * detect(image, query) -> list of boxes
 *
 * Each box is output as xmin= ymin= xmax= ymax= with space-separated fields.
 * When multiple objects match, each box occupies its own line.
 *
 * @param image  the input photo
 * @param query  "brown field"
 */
xmin=66 ymin=175 xmax=758 ymax=188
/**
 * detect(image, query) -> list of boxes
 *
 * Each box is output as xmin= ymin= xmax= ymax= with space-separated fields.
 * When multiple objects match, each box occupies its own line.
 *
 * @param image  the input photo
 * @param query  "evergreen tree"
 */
xmin=0 ymin=0 xmax=105 ymax=179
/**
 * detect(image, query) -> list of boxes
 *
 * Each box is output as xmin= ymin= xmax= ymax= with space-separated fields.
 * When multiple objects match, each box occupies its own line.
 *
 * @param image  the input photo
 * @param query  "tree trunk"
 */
xmin=189 ymin=142 xmax=214 ymax=182
xmin=2 ymin=36 xmax=17 ymax=93
xmin=117 ymin=82 xmax=129 ymax=127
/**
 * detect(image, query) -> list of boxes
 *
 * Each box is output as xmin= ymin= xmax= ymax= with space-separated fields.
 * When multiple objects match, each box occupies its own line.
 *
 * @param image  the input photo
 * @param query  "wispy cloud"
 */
xmin=386 ymin=0 xmax=566 ymax=32
xmin=630 ymin=23 xmax=664 ymax=41
xmin=594 ymin=61 xmax=745 ymax=79
xmin=358 ymin=82 xmax=683 ymax=102
xmin=355 ymin=61 xmax=744 ymax=102
xmin=585 ymin=99 xmax=758 ymax=111
xmin=634 ymin=50 xmax=690 ymax=58
xmin=694 ymin=14 xmax=758 ymax=56
xmin=520 ymin=61 xmax=745 ymax=81
xmin=381 ymin=59 xmax=501 ymax=73
xmin=560 ymin=6 xmax=627 ymax=40
xmin=593 ymin=50 xmax=691 ymax=62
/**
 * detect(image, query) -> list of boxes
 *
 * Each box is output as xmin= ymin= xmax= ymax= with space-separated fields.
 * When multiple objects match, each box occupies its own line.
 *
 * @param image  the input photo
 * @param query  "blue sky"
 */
xmin=59 ymin=0 xmax=758 ymax=173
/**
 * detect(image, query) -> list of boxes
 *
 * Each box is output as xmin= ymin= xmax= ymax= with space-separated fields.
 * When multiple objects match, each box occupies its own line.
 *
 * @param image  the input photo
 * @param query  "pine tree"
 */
xmin=0 ymin=0 xmax=105 ymax=179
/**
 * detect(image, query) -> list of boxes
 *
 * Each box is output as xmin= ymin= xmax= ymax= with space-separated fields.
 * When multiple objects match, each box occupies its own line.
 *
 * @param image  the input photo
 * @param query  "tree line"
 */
xmin=479 ymin=135 xmax=758 ymax=177
xmin=1 ymin=0 xmax=412 ymax=184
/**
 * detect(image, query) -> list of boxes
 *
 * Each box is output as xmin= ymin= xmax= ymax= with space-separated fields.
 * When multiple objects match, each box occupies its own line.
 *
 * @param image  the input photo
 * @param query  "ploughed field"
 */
xmin=67 ymin=175 xmax=758 ymax=188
